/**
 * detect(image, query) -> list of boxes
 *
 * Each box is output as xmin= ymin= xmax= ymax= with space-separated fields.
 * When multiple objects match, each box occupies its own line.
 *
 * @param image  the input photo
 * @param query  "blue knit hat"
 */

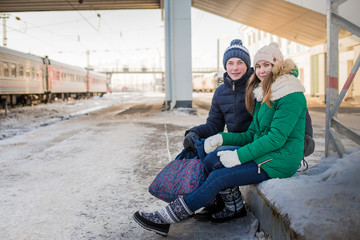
xmin=223 ymin=39 xmax=251 ymax=70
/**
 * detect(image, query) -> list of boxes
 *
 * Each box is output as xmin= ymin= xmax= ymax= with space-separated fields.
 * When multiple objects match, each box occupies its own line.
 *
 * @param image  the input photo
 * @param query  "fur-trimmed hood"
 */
xmin=253 ymin=59 xmax=305 ymax=102
xmin=272 ymin=58 xmax=297 ymax=80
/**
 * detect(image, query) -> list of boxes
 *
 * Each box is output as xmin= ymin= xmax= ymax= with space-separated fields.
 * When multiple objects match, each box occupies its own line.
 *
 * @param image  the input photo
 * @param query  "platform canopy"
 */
xmin=0 ymin=0 xmax=352 ymax=46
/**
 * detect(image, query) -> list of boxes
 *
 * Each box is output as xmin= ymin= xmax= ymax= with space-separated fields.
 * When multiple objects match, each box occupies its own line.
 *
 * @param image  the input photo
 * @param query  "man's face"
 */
xmin=226 ymin=57 xmax=248 ymax=81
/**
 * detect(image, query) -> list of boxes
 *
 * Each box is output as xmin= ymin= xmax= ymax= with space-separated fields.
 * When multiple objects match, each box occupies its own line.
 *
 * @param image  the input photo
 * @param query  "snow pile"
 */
xmin=258 ymin=149 xmax=360 ymax=239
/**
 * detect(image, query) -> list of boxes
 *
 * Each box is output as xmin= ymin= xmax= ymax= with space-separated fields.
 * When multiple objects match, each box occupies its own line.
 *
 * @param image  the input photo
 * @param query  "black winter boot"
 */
xmin=194 ymin=195 xmax=225 ymax=221
xmin=133 ymin=196 xmax=193 ymax=236
xmin=211 ymin=186 xmax=247 ymax=223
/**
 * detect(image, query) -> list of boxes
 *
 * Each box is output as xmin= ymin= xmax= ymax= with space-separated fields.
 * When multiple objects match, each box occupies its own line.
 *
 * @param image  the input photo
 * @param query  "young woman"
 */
xmin=133 ymin=42 xmax=307 ymax=236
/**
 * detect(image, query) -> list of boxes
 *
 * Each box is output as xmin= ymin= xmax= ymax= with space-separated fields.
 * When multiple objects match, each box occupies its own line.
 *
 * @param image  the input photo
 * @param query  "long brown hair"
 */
xmin=245 ymin=66 xmax=275 ymax=115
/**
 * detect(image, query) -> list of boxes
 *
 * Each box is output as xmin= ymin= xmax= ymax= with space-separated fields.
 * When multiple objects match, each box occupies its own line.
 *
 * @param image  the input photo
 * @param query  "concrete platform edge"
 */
xmin=241 ymin=185 xmax=306 ymax=240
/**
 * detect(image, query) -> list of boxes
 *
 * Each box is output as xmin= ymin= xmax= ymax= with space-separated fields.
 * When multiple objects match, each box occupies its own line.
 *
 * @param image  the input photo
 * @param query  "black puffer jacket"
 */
xmin=186 ymin=68 xmax=254 ymax=138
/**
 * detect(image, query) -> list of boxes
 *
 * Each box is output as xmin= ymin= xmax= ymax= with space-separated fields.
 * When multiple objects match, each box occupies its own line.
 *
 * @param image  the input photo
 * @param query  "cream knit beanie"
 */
xmin=253 ymin=42 xmax=283 ymax=66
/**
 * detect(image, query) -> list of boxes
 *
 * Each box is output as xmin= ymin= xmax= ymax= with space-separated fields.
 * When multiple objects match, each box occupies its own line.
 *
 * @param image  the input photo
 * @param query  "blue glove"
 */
xmin=194 ymin=138 xmax=206 ymax=161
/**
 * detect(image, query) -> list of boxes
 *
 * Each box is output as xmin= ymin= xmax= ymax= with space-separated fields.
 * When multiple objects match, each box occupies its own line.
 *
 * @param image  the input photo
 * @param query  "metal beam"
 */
xmin=331 ymin=117 xmax=360 ymax=145
xmin=330 ymin=54 xmax=360 ymax=117
xmin=332 ymin=12 xmax=360 ymax=38
xmin=325 ymin=0 xmax=340 ymax=157
xmin=0 ymin=0 xmax=161 ymax=12
xmin=325 ymin=0 xmax=360 ymax=157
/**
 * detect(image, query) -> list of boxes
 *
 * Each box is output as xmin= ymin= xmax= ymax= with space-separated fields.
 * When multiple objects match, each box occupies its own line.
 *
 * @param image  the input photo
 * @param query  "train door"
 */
xmin=42 ymin=56 xmax=51 ymax=93
xmin=86 ymin=69 xmax=90 ymax=95
xmin=41 ymin=64 xmax=46 ymax=92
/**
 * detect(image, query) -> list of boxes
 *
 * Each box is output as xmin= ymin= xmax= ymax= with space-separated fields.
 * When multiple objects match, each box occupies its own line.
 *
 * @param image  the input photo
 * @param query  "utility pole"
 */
xmin=217 ymin=38 xmax=220 ymax=72
xmin=1 ymin=13 xmax=9 ymax=47
xmin=86 ymin=50 xmax=90 ymax=69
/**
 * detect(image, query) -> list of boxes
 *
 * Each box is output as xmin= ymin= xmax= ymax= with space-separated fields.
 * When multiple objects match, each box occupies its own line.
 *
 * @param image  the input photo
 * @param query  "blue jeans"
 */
xmin=184 ymin=149 xmax=270 ymax=212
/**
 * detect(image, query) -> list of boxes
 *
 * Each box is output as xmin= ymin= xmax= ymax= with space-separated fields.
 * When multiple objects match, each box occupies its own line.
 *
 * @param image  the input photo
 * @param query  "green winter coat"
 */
xmin=220 ymin=59 xmax=307 ymax=179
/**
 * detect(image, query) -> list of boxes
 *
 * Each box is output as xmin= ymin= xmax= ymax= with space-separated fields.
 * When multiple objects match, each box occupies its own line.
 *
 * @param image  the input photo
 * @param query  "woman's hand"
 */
xmin=204 ymin=134 xmax=223 ymax=153
xmin=217 ymin=150 xmax=241 ymax=168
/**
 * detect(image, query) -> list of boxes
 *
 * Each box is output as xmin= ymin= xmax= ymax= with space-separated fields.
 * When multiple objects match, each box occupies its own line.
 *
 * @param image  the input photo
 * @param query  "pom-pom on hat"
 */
xmin=223 ymin=39 xmax=251 ymax=70
xmin=253 ymin=42 xmax=284 ymax=66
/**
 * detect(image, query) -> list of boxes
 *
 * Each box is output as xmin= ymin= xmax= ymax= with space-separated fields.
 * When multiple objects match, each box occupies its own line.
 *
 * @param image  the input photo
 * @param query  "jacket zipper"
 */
xmin=258 ymin=158 xmax=272 ymax=174
xmin=234 ymin=82 xmax=239 ymax=125
xmin=232 ymin=82 xmax=235 ymax=91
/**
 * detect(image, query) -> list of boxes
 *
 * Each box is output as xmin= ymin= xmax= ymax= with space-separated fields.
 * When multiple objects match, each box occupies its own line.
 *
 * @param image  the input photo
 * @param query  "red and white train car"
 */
xmin=0 ymin=46 xmax=108 ymax=106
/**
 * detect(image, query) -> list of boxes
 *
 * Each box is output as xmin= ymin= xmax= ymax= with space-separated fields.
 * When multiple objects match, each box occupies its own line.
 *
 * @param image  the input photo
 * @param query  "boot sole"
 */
xmin=194 ymin=202 xmax=226 ymax=222
xmin=211 ymin=207 xmax=247 ymax=223
xmin=133 ymin=211 xmax=170 ymax=236
xmin=194 ymin=214 xmax=212 ymax=222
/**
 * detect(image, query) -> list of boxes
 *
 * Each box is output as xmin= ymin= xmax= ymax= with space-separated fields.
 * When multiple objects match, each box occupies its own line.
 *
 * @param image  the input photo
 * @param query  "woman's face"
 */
xmin=255 ymin=60 xmax=273 ymax=81
xmin=226 ymin=57 xmax=248 ymax=81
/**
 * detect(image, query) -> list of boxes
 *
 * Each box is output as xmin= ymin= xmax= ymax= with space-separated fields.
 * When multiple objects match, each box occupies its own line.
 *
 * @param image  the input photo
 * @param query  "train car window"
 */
xmin=19 ymin=66 xmax=24 ymax=77
xmin=56 ymin=71 xmax=60 ymax=81
xmin=5 ymin=66 xmax=9 ymax=77
xmin=11 ymin=63 xmax=17 ymax=77
xmin=3 ymin=63 xmax=9 ymax=77
xmin=25 ymin=68 xmax=30 ymax=79
xmin=31 ymin=68 xmax=35 ymax=80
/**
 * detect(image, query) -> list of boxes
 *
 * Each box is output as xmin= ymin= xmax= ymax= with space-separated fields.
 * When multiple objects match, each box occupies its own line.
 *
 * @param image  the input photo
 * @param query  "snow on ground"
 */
xmin=0 ymin=92 xmax=148 ymax=140
xmin=1 ymin=92 xmax=359 ymax=239
xmin=259 ymin=149 xmax=360 ymax=239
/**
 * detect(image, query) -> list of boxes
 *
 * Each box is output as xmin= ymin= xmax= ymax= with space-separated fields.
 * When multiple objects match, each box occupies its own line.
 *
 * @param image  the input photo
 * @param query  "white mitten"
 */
xmin=217 ymin=150 xmax=241 ymax=168
xmin=204 ymin=134 xmax=223 ymax=153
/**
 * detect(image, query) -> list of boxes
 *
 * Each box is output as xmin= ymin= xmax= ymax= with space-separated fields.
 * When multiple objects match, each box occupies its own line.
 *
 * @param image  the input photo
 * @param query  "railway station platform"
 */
xmin=1 ymin=92 xmax=359 ymax=239
xmin=143 ymin=96 xmax=360 ymax=240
